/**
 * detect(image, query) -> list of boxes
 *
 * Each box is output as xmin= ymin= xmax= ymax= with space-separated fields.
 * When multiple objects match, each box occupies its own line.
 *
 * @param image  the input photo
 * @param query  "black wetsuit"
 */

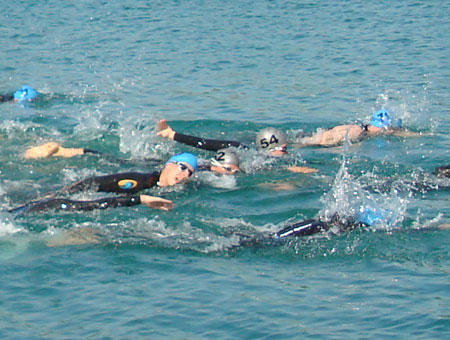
xmin=235 ymin=217 xmax=364 ymax=248
xmin=173 ymin=132 xmax=248 ymax=152
xmin=57 ymin=171 xmax=160 ymax=195
xmin=9 ymin=171 xmax=161 ymax=216
xmin=10 ymin=196 xmax=143 ymax=215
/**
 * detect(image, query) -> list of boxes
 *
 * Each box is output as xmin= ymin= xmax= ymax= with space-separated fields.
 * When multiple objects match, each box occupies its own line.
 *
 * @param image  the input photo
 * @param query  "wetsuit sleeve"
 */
xmin=173 ymin=132 xmax=247 ymax=151
xmin=273 ymin=219 xmax=331 ymax=239
xmin=9 ymin=196 xmax=142 ymax=216
xmin=83 ymin=148 xmax=101 ymax=155
xmin=0 ymin=94 xmax=14 ymax=102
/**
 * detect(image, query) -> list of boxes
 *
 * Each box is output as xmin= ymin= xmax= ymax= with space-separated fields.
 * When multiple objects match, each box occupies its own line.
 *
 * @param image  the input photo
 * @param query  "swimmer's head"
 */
xmin=256 ymin=127 xmax=287 ymax=155
xmin=166 ymin=152 xmax=198 ymax=171
xmin=13 ymin=85 xmax=37 ymax=102
xmin=160 ymin=152 xmax=197 ymax=187
xmin=356 ymin=207 xmax=385 ymax=226
xmin=210 ymin=149 xmax=240 ymax=174
xmin=369 ymin=109 xmax=392 ymax=129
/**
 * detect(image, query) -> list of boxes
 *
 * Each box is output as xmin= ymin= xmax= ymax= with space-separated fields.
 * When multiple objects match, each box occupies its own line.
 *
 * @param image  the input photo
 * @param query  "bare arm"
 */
xmin=287 ymin=165 xmax=319 ymax=173
xmin=24 ymin=142 xmax=85 ymax=159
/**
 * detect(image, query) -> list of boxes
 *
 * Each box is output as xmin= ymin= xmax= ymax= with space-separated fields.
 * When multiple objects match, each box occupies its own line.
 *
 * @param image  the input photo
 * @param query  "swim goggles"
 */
xmin=273 ymin=145 xmax=287 ymax=153
xmin=175 ymin=162 xmax=193 ymax=177
xmin=210 ymin=158 xmax=240 ymax=173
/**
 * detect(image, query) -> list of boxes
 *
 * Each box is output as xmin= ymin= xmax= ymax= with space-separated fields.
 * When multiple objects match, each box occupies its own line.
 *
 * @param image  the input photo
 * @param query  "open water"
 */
xmin=1 ymin=0 xmax=449 ymax=339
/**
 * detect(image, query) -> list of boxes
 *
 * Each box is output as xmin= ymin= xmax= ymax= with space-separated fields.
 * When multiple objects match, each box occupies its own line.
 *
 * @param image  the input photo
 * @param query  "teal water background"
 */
xmin=1 ymin=0 xmax=449 ymax=339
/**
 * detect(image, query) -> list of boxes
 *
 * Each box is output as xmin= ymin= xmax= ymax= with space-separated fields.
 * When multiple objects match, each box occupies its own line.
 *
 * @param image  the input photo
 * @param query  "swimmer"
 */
xmin=434 ymin=165 xmax=450 ymax=178
xmin=236 ymin=208 xmax=386 ymax=248
xmin=0 ymin=85 xmax=38 ymax=103
xmin=157 ymin=119 xmax=317 ymax=174
xmin=294 ymin=109 xmax=413 ymax=147
xmin=9 ymin=152 xmax=197 ymax=216
xmin=199 ymin=148 xmax=241 ymax=174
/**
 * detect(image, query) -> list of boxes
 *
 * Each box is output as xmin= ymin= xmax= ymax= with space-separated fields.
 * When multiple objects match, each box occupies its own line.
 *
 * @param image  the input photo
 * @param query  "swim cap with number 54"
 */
xmin=256 ymin=127 xmax=287 ymax=151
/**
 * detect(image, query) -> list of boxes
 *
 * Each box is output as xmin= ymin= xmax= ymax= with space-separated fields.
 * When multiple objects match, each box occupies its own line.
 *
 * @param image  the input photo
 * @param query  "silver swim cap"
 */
xmin=212 ymin=149 xmax=240 ymax=167
xmin=255 ymin=127 xmax=287 ymax=151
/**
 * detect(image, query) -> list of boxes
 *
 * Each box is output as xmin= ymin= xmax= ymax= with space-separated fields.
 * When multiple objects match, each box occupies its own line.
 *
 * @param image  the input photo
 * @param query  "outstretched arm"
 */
xmin=157 ymin=119 xmax=247 ymax=152
xmin=9 ymin=195 xmax=173 ymax=216
xmin=272 ymin=219 xmax=331 ymax=239
xmin=287 ymin=165 xmax=318 ymax=174
xmin=0 ymin=94 xmax=14 ymax=102
xmin=139 ymin=195 xmax=173 ymax=211
xmin=24 ymin=142 xmax=89 ymax=159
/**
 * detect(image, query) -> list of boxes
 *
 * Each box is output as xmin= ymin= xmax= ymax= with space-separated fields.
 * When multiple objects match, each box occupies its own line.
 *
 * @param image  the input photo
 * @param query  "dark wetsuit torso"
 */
xmin=174 ymin=132 xmax=248 ymax=152
xmin=59 ymin=171 xmax=160 ymax=195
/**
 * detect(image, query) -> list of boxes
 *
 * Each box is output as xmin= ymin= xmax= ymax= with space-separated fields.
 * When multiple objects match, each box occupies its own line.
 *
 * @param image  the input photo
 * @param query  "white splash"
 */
xmin=195 ymin=170 xmax=237 ymax=189
xmin=319 ymin=156 xmax=407 ymax=229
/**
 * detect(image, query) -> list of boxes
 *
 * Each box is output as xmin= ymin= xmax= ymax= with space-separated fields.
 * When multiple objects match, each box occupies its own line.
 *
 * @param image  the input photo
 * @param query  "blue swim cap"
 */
xmin=166 ymin=152 xmax=197 ymax=171
xmin=370 ymin=109 xmax=391 ymax=128
xmin=356 ymin=207 xmax=385 ymax=226
xmin=13 ymin=85 xmax=37 ymax=102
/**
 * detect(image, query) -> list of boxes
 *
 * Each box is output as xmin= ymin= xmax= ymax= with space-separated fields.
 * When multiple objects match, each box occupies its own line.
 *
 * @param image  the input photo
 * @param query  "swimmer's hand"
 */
xmin=139 ymin=195 xmax=174 ymax=211
xmin=287 ymin=165 xmax=319 ymax=174
xmin=53 ymin=146 xmax=85 ymax=158
xmin=156 ymin=119 xmax=176 ymax=140
xmin=24 ymin=142 xmax=60 ymax=159
xmin=24 ymin=142 xmax=85 ymax=159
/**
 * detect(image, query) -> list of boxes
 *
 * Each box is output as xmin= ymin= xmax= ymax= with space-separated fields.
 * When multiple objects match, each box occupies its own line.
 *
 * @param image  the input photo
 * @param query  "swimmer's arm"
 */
xmin=10 ymin=195 xmax=172 ymax=216
xmin=287 ymin=165 xmax=318 ymax=174
xmin=157 ymin=119 xmax=246 ymax=151
xmin=174 ymin=132 xmax=245 ymax=151
xmin=68 ymin=194 xmax=173 ymax=211
xmin=52 ymin=146 xmax=87 ymax=158
xmin=390 ymin=129 xmax=423 ymax=138
xmin=273 ymin=219 xmax=331 ymax=239
xmin=24 ymin=142 xmax=100 ymax=159
xmin=0 ymin=94 xmax=14 ymax=103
